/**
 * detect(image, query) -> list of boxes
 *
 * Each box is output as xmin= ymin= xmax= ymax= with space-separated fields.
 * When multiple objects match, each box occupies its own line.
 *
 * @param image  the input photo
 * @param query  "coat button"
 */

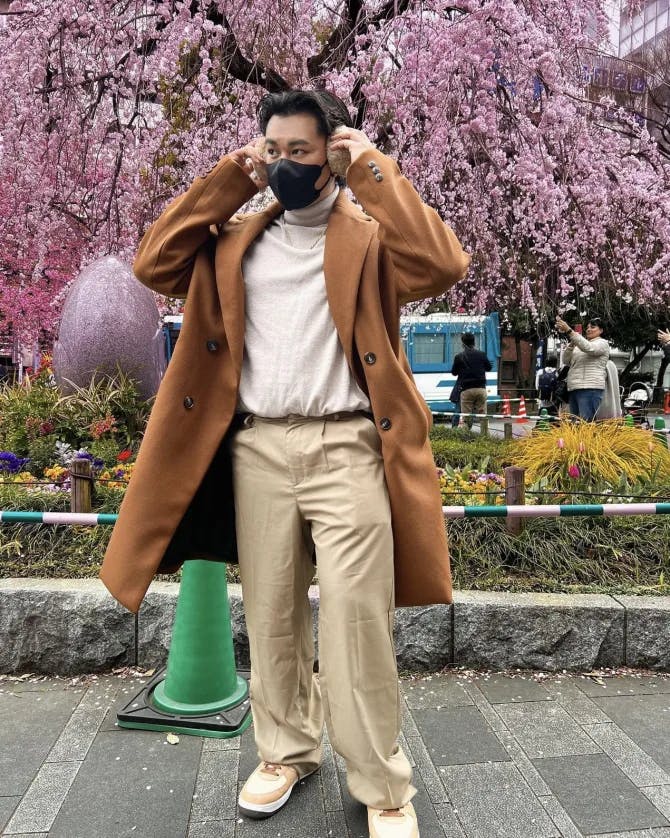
xmin=206 ymin=340 xmax=219 ymax=352
xmin=367 ymin=160 xmax=376 ymax=168
xmin=183 ymin=396 xmax=195 ymax=409
xmin=372 ymin=166 xmax=381 ymax=174
xmin=375 ymin=173 xmax=384 ymax=182
xmin=364 ymin=352 xmax=377 ymax=365
xmin=379 ymin=417 xmax=392 ymax=431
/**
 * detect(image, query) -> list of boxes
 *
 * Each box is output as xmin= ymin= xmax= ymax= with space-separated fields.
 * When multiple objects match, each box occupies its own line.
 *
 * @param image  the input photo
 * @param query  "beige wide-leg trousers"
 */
xmin=230 ymin=413 xmax=415 ymax=809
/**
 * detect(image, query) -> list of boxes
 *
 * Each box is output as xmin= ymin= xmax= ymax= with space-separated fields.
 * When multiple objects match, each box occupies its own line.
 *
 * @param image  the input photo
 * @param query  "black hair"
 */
xmin=256 ymin=89 xmax=353 ymax=137
xmin=461 ymin=333 xmax=475 ymax=347
xmin=587 ymin=317 xmax=605 ymax=335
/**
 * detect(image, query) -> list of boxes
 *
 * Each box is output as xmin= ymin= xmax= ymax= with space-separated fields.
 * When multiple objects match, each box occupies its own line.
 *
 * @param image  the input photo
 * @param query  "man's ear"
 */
xmin=326 ymin=125 xmax=351 ymax=177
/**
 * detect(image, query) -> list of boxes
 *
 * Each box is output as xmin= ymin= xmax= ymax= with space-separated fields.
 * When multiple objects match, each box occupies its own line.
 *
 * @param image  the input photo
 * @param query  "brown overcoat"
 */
xmin=99 ymin=149 xmax=470 ymax=614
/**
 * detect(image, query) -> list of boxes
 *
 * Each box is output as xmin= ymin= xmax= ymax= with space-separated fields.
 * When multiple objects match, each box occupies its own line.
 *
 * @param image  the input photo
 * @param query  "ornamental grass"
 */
xmin=511 ymin=418 xmax=670 ymax=489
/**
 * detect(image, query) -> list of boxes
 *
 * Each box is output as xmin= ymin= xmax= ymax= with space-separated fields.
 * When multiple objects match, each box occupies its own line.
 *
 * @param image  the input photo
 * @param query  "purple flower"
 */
xmin=568 ymin=464 xmax=580 ymax=479
xmin=0 ymin=451 xmax=30 ymax=474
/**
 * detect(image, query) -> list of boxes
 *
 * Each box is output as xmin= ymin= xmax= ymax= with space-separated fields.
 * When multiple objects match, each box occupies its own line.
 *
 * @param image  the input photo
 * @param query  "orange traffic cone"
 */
xmin=516 ymin=394 xmax=528 ymax=423
xmin=502 ymin=393 xmax=512 ymax=417
xmin=664 ymin=391 xmax=670 ymax=416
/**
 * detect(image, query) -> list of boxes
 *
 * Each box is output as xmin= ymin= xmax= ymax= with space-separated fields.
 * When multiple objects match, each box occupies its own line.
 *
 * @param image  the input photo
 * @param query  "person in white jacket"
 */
xmin=555 ymin=316 xmax=610 ymax=420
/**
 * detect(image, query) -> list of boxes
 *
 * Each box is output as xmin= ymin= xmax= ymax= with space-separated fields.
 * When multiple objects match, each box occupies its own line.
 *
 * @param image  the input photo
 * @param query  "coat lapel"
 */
xmin=323 ymin=191 xmax=375 ymax=374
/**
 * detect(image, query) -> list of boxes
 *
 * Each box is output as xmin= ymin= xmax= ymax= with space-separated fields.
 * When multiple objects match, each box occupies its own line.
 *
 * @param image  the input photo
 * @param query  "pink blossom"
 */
xmin=568 ymin=464 xmax=581 ymax=478
xmin=557 ymin=438 xmax=565 ymax=449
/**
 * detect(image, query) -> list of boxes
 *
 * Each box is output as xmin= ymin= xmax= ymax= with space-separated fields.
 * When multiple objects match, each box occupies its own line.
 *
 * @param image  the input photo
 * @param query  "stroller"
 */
xmin=621 ymin=380 xmax=653 ymax=427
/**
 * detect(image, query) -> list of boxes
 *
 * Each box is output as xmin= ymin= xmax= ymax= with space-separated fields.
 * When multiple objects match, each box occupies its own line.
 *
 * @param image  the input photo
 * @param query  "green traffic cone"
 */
xmin=624 ymin=413 xmax=634 ymax=427
xmin=653 ymin=417 xmax=669 ymax=450
xmin=117 ymin=559 xmax=251 ymax=739
xmin=535 ymin=407 xmax=551 ymax=432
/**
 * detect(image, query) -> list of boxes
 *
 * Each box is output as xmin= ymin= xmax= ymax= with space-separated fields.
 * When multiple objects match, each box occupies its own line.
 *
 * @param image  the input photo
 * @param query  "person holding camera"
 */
xmin=100 ymin=89 xmax=470 ymax=838
xmin=555 ymin=316 xmax=610 ymax=420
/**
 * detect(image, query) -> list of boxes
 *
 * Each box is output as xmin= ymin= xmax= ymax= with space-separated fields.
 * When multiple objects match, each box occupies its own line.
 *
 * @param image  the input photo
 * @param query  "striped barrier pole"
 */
xmin=4 ymin=505 xmax=670 ymax=525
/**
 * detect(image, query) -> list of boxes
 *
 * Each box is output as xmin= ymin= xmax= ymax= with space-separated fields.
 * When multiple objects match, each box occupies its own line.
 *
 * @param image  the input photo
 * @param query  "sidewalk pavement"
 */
xmin=2 ymin=669 xmax=670 ymax=838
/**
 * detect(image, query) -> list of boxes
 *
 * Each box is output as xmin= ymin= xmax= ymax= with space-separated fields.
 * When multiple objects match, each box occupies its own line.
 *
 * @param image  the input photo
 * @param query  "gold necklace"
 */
xmin=281 ymin=216 xmax=327 ymax=250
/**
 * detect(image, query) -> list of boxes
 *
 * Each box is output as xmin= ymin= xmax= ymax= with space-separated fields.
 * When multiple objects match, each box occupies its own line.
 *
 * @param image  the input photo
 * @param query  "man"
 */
xmin=451 ymin=333 xmax=491 ymax=428
xmin=99 ymin=89 xmax=470 ymax=838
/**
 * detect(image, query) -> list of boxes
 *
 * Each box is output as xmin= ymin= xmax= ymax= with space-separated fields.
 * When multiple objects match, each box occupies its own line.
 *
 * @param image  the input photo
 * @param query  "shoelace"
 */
xmin=260 ymin=761 xmax=283 ymax=776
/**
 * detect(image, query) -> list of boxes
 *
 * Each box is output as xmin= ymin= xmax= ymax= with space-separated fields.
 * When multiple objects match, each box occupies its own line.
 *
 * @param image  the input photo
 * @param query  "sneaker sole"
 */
xmin=238 ymin=768 xmax=317 ymax=819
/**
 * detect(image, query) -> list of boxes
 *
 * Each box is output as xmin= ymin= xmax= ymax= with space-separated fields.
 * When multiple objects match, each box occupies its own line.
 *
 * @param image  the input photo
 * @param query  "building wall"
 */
xmin=620 ymin=0 xmax=670 ymax=57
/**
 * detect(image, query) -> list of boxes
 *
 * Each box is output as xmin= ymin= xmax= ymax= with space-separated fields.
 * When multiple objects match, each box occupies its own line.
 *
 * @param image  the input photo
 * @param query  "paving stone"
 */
xmin=537 ymin=794 xmax=583 ymax=838
xmin=0 ymin=796 xmax=20 ymax=831
xmin=202 ymin=734 xmax=240 ymax=751
xmin=593 ymin=694 xmax=670 ymax=774
xmin=401 ymin=674 xmax=473 ymax=710
xmin=189 ymin=750 xmax=238 ymax=822
xmin=617 ymin=595 xmax=670 ymax=670
xmin=583 ymin=723 xmax=669 ymax=786
xmin=46 ymin=703 xmax=108 ymax=762
xmin=494 ymin=729 xmax=552 ymax=796
xmin=187 ymin=821 xmax=235 ymax=838
xmin=3 ymin=762 xmax=80 ymax=834
xmin=495 ymin=702 xmax=602 ymax=759
xmin=578 ymin=674 xmax=670 ymax=697
xmin=453 ymin=590 xmax=624 ymax=670
xmin=472 ymin=674 xmax=553 ymax=704
xmin=0 ymin=689 xmax=82 ymax=796
xmin=237 ymin=725 xmax=260 ymax=781
xmin=557 ymin=697 xmax=612 ymax=725
xmin=413 ymin=706 xmax=509 ymax=766
xmin=401 ymin=701 xmax=450 ymax=804
xmin=642 ymin=786 xmax=670 ymax=820
xmin=581 ymin=830 xmax=670 ymax=837
xmin=321 ymin=744 xmax=344 ymax=812
xmin=326 ymin=810 xmax=350 ymax=838
xmin=48 ymin=729 xmax=202 ymax=838
xmin=533 ymin=753 xmax=670 ymax=834
xmin=0 ymin=676 xmax=86 ymax=694
xmin=440 ymin=761 xmax=559 ymax=837
xmin=433 ymin=802 xmax=468 ymax=837
xmin=461 ymin=682 xmax=508 ymax=733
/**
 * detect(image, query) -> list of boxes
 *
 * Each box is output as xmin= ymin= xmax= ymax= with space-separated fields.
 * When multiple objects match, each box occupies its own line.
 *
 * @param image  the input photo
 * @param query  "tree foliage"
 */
xmin=0 ymin=0 xmax=669 ymax=342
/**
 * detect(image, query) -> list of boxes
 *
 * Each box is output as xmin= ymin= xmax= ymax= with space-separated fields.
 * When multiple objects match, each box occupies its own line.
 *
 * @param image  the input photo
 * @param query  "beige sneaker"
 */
xmin=368 ymin=802 xmax=420 ymax=838
xmin=238 ymin=761 xmax=302 ymax=819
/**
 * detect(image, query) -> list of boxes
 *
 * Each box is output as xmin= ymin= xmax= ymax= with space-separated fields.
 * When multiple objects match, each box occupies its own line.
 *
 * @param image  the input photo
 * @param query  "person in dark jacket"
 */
xmin=451 ymin=333 xmax=491 ymax=428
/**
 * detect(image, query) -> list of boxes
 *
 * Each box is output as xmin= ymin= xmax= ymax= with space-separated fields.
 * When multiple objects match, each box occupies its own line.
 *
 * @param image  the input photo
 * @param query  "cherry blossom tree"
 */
xmin=0 ymin=0 xmax=669 ymax=346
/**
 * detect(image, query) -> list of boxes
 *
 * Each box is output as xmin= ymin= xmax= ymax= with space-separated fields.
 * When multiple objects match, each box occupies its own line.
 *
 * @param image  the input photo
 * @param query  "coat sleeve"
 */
xmin=133 ymin=157 xmax=259 ymax=298
xmin=568 ymin=333 xmax=610 ymax=357
xmin=345 ymin=149 xmax=471 ymax=304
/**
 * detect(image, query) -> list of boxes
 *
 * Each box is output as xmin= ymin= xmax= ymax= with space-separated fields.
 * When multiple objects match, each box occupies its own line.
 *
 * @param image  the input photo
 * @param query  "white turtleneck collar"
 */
xmin=283 ymin=183 xmax=339 ymax=228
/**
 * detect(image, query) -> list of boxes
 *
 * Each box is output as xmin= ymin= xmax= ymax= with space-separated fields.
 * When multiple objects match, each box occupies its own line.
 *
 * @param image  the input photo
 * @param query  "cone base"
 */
xmin=117 ymin=668 xmax=252 ymax=740
xmin=152 ymin=673 xmax=248 ymax=716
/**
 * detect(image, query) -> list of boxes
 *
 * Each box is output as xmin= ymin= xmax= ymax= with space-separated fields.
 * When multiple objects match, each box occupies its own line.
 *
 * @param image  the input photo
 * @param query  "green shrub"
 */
xmin=430 ymin=425 xmax=513 ymax=472
xmin=26 ymin=435 xmax=59 ymax=476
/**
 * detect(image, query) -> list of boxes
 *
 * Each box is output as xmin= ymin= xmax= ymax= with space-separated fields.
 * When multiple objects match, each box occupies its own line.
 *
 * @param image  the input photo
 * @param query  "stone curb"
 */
xmin=1 ymin=579 xmax=668 ymax=675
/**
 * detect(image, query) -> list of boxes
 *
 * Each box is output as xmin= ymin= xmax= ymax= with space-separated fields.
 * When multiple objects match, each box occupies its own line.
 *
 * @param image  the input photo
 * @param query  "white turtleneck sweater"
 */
xmin=238 ymin=185 xmax=371 ymax=418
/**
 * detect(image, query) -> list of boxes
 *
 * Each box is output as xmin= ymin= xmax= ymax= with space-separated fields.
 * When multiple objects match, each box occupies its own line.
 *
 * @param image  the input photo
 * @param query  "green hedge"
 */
xmin=1 ymin=484 xmax=668 ymax=595
xmin=429 ymin=425 xmax=513 ymax=471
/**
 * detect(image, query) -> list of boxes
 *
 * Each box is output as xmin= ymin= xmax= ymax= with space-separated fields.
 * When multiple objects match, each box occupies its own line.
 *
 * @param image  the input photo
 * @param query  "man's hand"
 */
xmin=327 ymin=127 xmax=375 ymax=165
xmin=229 ymin=138 xmax=268 ymax=190
xmin=658 ymin=329 xmax=670 ymax=345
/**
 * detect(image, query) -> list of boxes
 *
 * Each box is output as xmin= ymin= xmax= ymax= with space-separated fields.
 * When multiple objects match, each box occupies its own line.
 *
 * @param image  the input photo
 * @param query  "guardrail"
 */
xmin=3 ymin=504 xmax=670 ymax=526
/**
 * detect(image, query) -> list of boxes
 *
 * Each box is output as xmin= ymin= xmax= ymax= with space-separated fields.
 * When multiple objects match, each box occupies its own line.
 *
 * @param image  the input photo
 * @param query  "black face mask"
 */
xmin=266 ymin=158 xmax=331 ymax=210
